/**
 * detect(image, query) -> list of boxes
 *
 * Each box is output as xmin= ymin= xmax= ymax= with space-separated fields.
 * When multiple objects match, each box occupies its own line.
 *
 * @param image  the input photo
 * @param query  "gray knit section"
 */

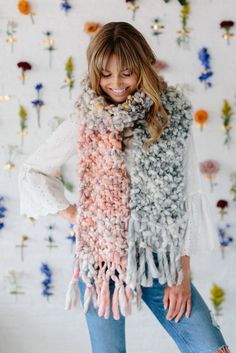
xmin=126 ymin=87 xmax=193 ymax=289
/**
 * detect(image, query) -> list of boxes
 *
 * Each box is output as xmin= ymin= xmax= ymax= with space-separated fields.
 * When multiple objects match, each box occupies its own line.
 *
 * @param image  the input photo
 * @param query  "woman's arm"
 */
xmin=18 ymin=111 xmax=80 ymax=219
xmin=181 ymin=126 xmax=220 ymax=256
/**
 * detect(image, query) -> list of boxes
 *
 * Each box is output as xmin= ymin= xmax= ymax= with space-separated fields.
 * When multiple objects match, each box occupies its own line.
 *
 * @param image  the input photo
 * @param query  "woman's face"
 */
xmin=99 ymin=54 xmax=139 ymax=104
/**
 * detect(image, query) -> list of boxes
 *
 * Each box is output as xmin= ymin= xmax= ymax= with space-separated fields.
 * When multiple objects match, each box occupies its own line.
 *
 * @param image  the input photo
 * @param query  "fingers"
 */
xmin=163 ymin=290 xmax=169 ymax=310
xmin=174 ymin=301 xmax=187 ymax=323
xmin=166 ymin=295 xmax=177 ymax=320
xmin=164 ymin=283 xmax=192 ymax=323
xmin=169 ymin=296 xmax=183 ymax=321
xmin=185 ymin=296 xmax=192 ymax=318
xmin=165 ymin=294 xmax=192 ymax=322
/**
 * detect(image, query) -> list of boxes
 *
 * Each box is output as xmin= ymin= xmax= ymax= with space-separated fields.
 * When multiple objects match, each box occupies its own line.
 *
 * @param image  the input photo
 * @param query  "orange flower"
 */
xmin=194 ymin=109 xmax=208 ymax=129
xmin=18 ymin=0 xmax=35 ymax=24
xmin=18 ymin=0 xmax=31 ymax=15
xmin=84 ymin=22 xmax=102 ymax=36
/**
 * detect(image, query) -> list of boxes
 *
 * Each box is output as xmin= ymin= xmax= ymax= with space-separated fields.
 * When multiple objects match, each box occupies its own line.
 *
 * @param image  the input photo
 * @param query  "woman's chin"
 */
xmin=109 ymin=93 xmax=130 ymax=104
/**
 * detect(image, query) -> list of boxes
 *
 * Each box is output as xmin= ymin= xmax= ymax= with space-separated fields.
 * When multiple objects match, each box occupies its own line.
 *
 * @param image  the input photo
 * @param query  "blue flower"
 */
xmin=198 ymin=47 xmax=214 ymax=87
xmin=31 ymin=99 xmax=44 ymax=107
xmin=198 ymin=48 xmax=211 ymax=69
xmin=61 ymin=1 xmax=72 ymax=13
xmin=35 ymin=83 xmax=43 ymax=91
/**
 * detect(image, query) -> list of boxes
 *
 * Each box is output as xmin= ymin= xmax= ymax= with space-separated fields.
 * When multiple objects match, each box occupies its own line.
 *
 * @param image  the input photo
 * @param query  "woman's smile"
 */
xmin=109 ymin=87 xmax=129 ymax=96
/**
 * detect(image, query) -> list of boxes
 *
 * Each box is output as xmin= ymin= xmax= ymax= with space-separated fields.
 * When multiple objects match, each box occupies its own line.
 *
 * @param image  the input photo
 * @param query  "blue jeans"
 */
xmin=78 ymin=253 xmax=229 ymax=353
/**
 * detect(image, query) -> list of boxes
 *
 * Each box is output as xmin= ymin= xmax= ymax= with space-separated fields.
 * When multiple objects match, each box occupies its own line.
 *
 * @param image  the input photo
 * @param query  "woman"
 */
xmin=18 ymin=22 xmax=230 ymax=353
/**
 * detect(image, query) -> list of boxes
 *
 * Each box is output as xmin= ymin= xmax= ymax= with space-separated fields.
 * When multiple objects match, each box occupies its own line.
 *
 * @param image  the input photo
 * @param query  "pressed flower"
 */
xmin=40 ymin=263 xmax=53 ymax=300
xmin=163 ymin=0 xmax=188 ymax=3
xmin=194 ymin=109 xmax=208 ymax=131
xmin=176 ymin=2 xmax=191 ymax=48
xmin=0 ymin=196 xmax=7 ymax=232
xmin=60 ymin=0 xmax=72 ymax=15
xmin=153 ymin=59 xmax=168 ymax=72
xmin=216 ymin=199 xmax=228 ymax=220
xmin=3 ymin=145 xmax=19 ymax=177
xmin=22 ymin=235 xmax=29 ymax=241
xmin=218 ymin=224 xmax=233 ymax=259
xmin=7 ymin=271 xmax=25 ymax=297
xmin=199 ymin=159 xmax=220 ymax=193
xmin=31 ymin=83 xmax=45 ymax=128
xmin=6 ymin=21 xmax=17 ymax=53
xmin=16 ymin=234 xmax=29 ymax=261
xmin=126 ymin=0 xmax=140 ymax=21
xmin=61 ymin=56 xmax=75 ymax=99
xmin=229 ymin=172 xmax=236 ymax=205
xmin=17 ymin=105 xmax=28 ymax=146
xmin=220 ymin=20 xmax=234 ymax=45
xmin=17 ymin=61 xmax=32 ymax=85
xmin=17 ymin=0 xmax=35 ymax=24
xmin=66 ymin=223 xmax=76 ymax=253
xmin=210 ymin=283 xmax=225 ymax=317
xmin=221 ymin=99 xmax=233 ymax=149
xmin=151 ymin=18 xmax=165 ymax=37
xmin=43 ymin=31 xmax=56 ymax=68
xmin=198 ymin=48 xmax=213 ymax=89
xmin=84 ymin=22 xmax=102 ymax=37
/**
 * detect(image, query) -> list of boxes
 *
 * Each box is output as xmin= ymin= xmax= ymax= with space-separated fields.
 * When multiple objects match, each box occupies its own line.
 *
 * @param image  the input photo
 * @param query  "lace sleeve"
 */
xmin=18 ymin=111 xmax=80 ymax=218
xmin=180 ymin=127 xmax=220 ymax=256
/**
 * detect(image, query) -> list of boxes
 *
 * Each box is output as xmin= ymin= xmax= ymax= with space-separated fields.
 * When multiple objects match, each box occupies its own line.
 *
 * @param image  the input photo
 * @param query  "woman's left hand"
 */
xmin=163 ymin=255 xmax=192 ymax=323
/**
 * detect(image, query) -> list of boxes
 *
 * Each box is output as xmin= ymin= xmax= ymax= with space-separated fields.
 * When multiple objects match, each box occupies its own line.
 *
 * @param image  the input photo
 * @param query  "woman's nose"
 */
xmin=111 ymin=76 xmax=123 ymax=88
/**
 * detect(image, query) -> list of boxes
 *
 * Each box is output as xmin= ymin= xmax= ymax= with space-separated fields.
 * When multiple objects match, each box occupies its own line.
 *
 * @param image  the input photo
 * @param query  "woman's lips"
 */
xmin=110 ymin=87 xmax=129 ymax=96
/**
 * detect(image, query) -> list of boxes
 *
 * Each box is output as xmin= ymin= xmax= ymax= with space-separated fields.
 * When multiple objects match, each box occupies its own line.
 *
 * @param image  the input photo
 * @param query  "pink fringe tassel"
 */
xmin=83 ymin=286 xmax=92 ymax=313
xmin=125 ymin=286 xmax=134 ymax=315
xmin=98 ymin=280 xmax=108 ymax=317
xmin=112 ymin=285 xmax=120 ymax=320
xmin=119 ymin=284 xmax=128 ymax=317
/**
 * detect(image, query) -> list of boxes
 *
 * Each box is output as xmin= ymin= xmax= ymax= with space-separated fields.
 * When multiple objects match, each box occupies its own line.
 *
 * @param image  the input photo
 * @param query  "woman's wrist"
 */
xmin=180 ymin=255 xmax=191 ymax=280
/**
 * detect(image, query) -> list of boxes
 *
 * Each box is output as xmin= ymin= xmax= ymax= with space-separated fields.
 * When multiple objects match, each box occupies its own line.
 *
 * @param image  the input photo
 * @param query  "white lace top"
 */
xmin=18 ymin=112 xmax=220 ymax=256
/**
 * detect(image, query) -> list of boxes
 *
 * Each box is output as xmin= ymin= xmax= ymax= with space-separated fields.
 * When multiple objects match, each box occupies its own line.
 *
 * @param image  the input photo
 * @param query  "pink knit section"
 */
xmin=73 ymin=119 xmax=136 ymax=319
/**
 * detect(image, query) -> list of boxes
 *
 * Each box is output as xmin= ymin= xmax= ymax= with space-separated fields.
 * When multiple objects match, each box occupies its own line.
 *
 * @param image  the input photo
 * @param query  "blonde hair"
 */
xmin=86 ymin=21 xmax=170 ymax=145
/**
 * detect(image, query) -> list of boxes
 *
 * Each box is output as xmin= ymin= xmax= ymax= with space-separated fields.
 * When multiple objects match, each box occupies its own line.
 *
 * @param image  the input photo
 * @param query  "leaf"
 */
xmin=18 ymin=105 xmax=27 ymax=120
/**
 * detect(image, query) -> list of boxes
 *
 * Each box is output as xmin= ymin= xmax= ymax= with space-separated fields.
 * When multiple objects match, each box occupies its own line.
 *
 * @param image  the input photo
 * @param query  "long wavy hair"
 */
xmin=86 ymin=21 xmax=170 ymax=145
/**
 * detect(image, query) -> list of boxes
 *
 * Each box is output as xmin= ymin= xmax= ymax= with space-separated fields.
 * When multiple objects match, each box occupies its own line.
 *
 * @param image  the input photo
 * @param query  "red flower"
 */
xmin=17 ymin=61 xmax=32 ymax=71
xmin=216 ymin=200 xmax=228 ymax=209
xmin=220 ymin=21 xmax=234 ymax=29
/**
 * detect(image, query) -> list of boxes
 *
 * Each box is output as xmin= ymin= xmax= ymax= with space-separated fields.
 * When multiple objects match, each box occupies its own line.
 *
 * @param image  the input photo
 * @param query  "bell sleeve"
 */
xmin=180 ymin=127 xmax=220 ymax=256
xmin=18 ymin=112 xmax=80 ymax=219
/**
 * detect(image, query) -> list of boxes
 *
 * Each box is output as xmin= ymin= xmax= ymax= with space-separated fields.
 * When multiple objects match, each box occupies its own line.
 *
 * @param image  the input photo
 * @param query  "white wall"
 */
xmin=0 ymin=1 xmax=235 ymax=352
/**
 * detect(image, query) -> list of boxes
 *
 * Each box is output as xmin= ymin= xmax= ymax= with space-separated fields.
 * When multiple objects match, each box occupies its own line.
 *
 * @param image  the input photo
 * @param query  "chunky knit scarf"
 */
xmin=65 ymin=72 xmax=193 ymax=320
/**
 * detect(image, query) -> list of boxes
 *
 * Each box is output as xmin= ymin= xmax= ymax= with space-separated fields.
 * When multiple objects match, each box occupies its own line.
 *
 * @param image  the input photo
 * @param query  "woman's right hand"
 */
xmin=57 ymin=204 xmax=78 ymax=225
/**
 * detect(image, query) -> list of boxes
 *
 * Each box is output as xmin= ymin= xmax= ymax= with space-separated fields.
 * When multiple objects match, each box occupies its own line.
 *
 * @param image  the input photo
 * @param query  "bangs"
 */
xmin=94 ymin=39 xmax=140 ymax=75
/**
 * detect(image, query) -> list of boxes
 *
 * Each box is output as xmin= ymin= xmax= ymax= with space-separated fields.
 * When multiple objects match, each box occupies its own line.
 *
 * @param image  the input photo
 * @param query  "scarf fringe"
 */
xmin=64 ymin=270 xmax=80 ymax=310
xmin=64 ymin=246 xmax=184 ymax=319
